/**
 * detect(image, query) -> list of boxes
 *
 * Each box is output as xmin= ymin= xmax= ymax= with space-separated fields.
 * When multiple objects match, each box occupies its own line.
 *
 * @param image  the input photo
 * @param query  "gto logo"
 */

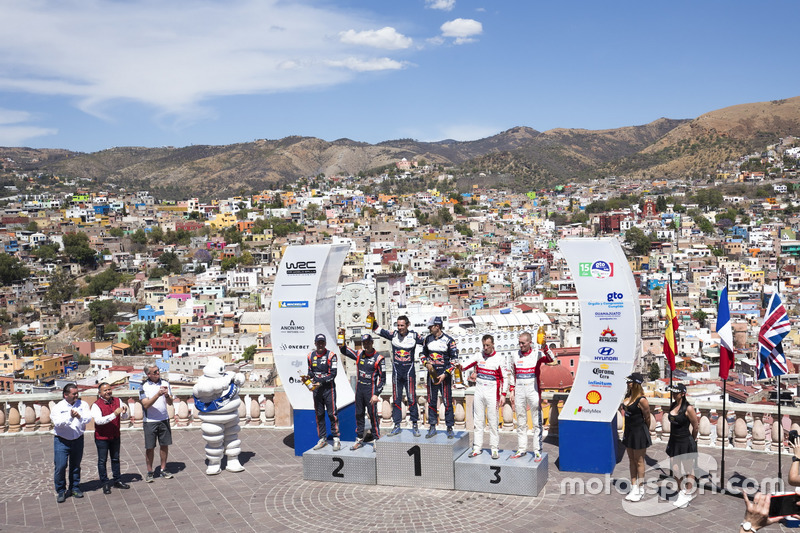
xmin=286 ymin=260 xmax=317 ymax=275
xmin=606 ymin=292 xmax=623 ymax=302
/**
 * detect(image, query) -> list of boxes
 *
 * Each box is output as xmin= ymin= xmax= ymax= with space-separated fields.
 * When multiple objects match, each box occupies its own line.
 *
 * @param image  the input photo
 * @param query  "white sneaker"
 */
xmin=469 ymin=448 xmax=482 ymax=458
xmin=313 ymin=438 xmax=327 ymax=450
xmin=332 ymin=437 xmax=341 ymax=452
xmin=673 ymin=489 xmax=695 ymax=508
xmin=625 ymin=484 xmax=641 ymax=502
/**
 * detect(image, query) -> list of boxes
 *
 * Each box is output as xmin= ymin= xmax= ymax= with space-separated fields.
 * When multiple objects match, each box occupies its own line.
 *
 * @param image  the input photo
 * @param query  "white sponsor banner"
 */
xmin=558 ymin=238 xmax=640 ymax=422
xmin=272 ymin=244 xmax=354 ymax=410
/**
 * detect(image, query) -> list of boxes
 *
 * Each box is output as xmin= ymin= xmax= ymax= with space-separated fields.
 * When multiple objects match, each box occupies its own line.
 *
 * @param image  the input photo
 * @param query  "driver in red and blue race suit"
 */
xmin=371 ymin=314 xmax=424 ymax=437
xmin=339 ymin=334 xmax=386 ymax=450
xmin=420 ymin=316 xmax=459 ymax=439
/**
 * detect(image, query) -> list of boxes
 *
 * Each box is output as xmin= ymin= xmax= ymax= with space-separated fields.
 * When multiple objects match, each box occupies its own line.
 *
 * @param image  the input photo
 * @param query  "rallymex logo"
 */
xmin=286 ymin=260 xmax=317 ymax=275
xmin=599 ymin=328 xmax=618 ymax=343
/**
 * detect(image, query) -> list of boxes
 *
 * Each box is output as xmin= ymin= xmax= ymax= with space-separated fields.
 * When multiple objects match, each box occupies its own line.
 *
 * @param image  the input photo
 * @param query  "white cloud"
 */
xmin=0 ymin=1 xmax=412 ymax=125
xmin=440 ymin=18 xmax=483 ymax=44
xmin=435 ymin=124 xmax=499 ymax=142
xmin=425 ymin=0 xmax=455 ymax=11
xmin=339 ymin=27 xmax=412 ymax=50
xmin=327 ymin=57 xmax=406 ymax=72
xmin=0 ymin=108 xmax=57 ymax=146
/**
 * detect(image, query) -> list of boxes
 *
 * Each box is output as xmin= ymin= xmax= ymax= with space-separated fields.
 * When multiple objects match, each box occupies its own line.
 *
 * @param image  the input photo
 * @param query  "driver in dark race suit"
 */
xmin=420 ymin=316 xmax=459 ymax=439
xmin=372 ymin=314 xmax=424 ymax=437
xmin=339 ymin=334 xmax=386 ymax=450
xmin=308 ymin=334 xmax=341 ymax=452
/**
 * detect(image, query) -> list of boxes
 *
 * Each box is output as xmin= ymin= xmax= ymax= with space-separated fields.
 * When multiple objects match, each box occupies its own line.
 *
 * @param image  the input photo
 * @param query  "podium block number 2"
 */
xmin=332 ymin=457 xmax=344 ymax=478
xmin=406 ymin=445 xmax=422 ymax=477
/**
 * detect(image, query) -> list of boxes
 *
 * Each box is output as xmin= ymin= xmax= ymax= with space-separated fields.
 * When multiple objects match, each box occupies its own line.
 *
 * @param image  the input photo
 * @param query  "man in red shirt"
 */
xmin=91 ymin=383 xmax=131 ymax=494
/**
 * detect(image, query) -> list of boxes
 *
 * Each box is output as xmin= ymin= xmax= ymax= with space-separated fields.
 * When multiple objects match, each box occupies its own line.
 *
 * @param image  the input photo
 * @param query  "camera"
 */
xmin=789 ymin=429 xmax=799 ymax=445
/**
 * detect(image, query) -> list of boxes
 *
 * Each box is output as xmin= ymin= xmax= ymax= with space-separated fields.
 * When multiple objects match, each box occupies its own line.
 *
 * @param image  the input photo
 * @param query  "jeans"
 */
xmin=54 ymin=435 xmax=84 ymax=493
xmin=95 ymin=437 xmax=121 ymax=484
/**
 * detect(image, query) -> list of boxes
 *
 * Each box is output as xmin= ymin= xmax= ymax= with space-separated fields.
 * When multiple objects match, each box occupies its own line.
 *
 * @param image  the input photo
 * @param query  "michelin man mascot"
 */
xmin=193 ymin=357 xmax=246 ymax=475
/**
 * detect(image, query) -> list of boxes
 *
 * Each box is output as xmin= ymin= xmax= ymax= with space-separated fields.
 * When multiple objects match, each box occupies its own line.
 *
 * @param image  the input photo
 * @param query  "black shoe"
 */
xmin=412 ymin=424 xmax=420 ymax=437
xmin=446 ymin=427 xmax=455 ymax=439
xmin=72 ymin=488 xmax=84 ymax=498
xmin=113 ymin=481 xmax=130 ymax=489
xmin=56 ymin=491 xmax=67 ymax=503
xmin=103 ymin=484 xmax=112 ymax=495
xmin=425 ymin=426 xmax=437 ymax=439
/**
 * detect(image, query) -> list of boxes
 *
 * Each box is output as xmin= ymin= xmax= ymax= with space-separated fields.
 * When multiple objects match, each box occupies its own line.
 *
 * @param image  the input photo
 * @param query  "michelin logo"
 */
xmin=278 ymin=301 xmax=309 ymax=308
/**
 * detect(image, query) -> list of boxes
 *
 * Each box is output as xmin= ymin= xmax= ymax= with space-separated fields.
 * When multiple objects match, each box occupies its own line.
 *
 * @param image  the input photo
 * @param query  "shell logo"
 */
xmin=586 ymin=390 xmax=602 ymax=404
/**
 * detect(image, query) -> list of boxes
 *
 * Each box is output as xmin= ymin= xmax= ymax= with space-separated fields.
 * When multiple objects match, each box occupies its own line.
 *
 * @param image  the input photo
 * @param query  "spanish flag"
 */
xmin=663 ymin=282 xmax=679 ymax=371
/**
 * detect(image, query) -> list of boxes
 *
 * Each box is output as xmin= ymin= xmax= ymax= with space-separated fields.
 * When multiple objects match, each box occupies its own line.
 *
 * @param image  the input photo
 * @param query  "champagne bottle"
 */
xmin=337 ymin=328 xmax=345 ymax=346
xmin=453 ymin=365 xmax=465 ymax=388
xmin=537 ymin=325 xmax=546 ymax=347
xmin=366 ymin=311 xmax=375 ymax=329
xmin=298 ymin=370 xmax=318 ymax=391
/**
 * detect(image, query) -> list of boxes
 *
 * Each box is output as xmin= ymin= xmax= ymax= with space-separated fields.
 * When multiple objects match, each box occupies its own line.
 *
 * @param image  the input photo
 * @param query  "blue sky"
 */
xmin=0 ymin=0 xmax=797 ymax=153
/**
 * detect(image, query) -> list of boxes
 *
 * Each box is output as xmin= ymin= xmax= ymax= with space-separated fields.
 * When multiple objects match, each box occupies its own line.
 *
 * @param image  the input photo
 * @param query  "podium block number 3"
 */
xmin=489 ymin=466 xmax=501 ymax=484
xmin=406 ymin=445 xmax=422 ymax=476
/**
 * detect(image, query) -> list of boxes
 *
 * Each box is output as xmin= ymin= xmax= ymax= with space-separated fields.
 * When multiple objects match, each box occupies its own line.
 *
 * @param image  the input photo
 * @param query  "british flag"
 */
xmin=757 ymin=291 xmax=791 ymax=379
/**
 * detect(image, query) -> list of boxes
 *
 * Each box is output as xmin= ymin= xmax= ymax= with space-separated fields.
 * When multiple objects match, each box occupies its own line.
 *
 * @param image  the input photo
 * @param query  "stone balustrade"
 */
xmin=3 ymin=388 xmax=799 ymax=458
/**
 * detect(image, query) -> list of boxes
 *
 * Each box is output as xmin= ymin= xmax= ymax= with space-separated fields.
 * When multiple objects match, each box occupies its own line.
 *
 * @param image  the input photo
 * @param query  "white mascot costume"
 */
xmin=193 ymin=357 xmax=246 ymax=475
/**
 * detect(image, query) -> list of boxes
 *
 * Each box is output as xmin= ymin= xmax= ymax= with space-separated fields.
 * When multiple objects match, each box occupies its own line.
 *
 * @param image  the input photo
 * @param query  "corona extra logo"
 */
xmin=586 ymin=390 xmax=602 ymax=404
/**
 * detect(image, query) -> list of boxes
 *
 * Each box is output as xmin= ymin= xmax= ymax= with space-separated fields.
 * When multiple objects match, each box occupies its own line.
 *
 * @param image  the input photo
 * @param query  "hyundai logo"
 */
xmin=597 ymin=347 xmax=615 ymax=356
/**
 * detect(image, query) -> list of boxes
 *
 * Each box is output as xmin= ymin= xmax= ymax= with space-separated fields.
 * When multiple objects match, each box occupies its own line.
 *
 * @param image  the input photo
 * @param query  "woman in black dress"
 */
xmin=622 ymin=373 xmax=651 ymax=502
xmin=666 ymin=382 xmax=699 ymax=508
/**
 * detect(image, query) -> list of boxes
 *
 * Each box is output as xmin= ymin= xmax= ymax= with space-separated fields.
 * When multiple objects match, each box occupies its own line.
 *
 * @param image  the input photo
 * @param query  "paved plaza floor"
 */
xmin=0 ymin=427 xmax=793 ymax=532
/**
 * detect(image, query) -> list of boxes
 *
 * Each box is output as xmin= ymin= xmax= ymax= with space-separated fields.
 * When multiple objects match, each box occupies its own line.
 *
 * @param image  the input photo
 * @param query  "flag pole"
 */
xmin=669 ymin=273 xmax=674 ymax=403
xmin=720 ymin=275 xmax=728 ymax=493
xmin=778 ymin=373 xmax=783 ymax=490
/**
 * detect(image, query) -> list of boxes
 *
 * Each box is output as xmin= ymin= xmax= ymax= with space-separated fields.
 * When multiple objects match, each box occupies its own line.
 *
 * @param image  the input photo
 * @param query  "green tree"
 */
xmin=221 ymin=257 xmax=238 ymax=271
xmin=108 ymin=227 xmax=124 ymax=238
xmin=624 ymin=227 xmax=651 ymax=256
xmin=85 ymin=268 xmax=123 ymax=295
xmin=242 ymin=345 xmax=257 ymax=362
xmin=656 ymin=196 xmax=668 ymax=212
xmin=25 ymin=220 xmax=39 ymax=232
xmin=63 ymin=232 xmax=97 ymax=267
xmin=46 ymin=269 xmax=76 ymax=307
xmin=158 ymin=251 xmax=182 ymax=274
xmin=0 ymin=253 xmax=30 ymax=285
xmin=131 ymin=229 xmax=148 ymax=245
xmin=33 ymin=243 xmax=60 ymax=261
xmin=694 ymin=214 xmax=714 ymax=234
xmin=692 ymin=310 xmax=708 ymax=328
xmin=648 ymin=362 xmax=661 ymax=381
xmin=438 ymin=207 xmax=453 ymax=224
xmin=148 ymin=226 xmax=164 ymax=244
xmin=88 ymin=299 xmax=118 ymax=325
xmin=305 ymin=203 xmax=326 ymax=221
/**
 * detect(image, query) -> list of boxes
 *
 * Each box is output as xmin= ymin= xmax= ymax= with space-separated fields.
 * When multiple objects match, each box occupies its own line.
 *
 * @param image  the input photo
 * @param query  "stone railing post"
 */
xmin=698 ymin=415 xmax=711 ymax=447
xmin=23 ymin=403 xmax=36 ymax=433
xmin=661 ymin=412 xmax=671 ymax=443
xmin=249 ymin=396 xmax=261 ymax=426
xmin=39 ymin=402 xmax=52 ymax=432
xmin=617 ymin=410 xmax=624 ymax=440
xmin=418 ymin=396 xmax=428 ymax=426
xmin=132 ymin=399 xmax=143 ymax=428
xmin=238 ymin=399 xmax=247 ymax=426
xmin=454 ymin=399 xmax=466 ymax=430
xmin=752 ymin=419 xmax=766 ymax=450
xmin=7 ymin=404 xmax=20 ymax=433
xmin=502 ymin=401 xmax=514 ymax=431
xmin=733 ymin=417 xmax=748 ymax=448
xmin=717 ymin=417 xmax=729 ymax=448
xmin=264 ymin=398 xmax=275 ymax=427
xmin=649 ymin=412 xmax=657 ymax=442
xmin=0 ymin=405 xmax=5 ymax=434
xmin=773 ymin=420 xmax=783 ymax=452
xmin=381 ymin=397 xmax=392 ymax=430
xmin=176 ymin=397 xmax=190 ymax=427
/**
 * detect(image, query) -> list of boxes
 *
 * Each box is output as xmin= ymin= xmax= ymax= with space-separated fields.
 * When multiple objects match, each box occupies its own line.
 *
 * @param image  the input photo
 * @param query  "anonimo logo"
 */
xmin=285 ymin=260 xmax=317 ymax=275
xmin=280 ymin=320 xmax=306 ymax=333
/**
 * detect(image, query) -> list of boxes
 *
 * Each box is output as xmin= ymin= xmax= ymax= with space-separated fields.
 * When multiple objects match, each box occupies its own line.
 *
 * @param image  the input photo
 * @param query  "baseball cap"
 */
xmin=626 ymin=373 xmax=644 ymax=385
xmin=667 ymin=383 xmax=687 ymax=394
xmin=427 ymin=316 xmax=443 ymax=327
xmin=314 ymin=333 xmax=326 ymax=342
xmin=361 ymin=334 xmax=374 ymax=342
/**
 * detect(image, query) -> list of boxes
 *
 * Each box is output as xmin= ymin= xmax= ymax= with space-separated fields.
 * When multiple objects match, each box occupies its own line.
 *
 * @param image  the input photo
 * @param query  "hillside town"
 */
xmin=1 ymin=136 xmax=800 ymax=414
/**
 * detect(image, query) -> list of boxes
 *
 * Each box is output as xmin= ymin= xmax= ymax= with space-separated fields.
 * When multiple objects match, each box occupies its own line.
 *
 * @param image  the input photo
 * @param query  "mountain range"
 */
xmin=2 ymin=96 xmax=800 ymax=198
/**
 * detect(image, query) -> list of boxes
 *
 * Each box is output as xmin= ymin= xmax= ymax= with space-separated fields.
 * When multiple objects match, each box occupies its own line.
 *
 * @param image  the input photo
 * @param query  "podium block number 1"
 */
xmin=406 ymin=445 xmax=422 ymax=476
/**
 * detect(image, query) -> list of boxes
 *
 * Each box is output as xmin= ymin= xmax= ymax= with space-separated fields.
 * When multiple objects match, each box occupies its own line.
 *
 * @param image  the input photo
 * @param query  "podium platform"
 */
xmin=302 ymin=441 xmax=376 ymax=484
xmin=376 ymin=429 xmax=469 ymax=490
xmin=454 ymin=450 xmax=548 ymax=496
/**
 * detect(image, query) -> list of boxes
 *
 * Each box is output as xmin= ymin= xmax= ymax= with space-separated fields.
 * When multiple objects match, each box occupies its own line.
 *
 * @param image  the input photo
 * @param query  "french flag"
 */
xmin=716 ymin=286 xmax=734 ymax=380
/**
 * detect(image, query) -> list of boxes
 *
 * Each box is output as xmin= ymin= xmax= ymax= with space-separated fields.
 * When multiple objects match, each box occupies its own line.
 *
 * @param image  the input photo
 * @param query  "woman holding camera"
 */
xmin=621 ymin=373 xmax=651 ymax=502
xmin=666 ymin=382 xmax=699 ymax=508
